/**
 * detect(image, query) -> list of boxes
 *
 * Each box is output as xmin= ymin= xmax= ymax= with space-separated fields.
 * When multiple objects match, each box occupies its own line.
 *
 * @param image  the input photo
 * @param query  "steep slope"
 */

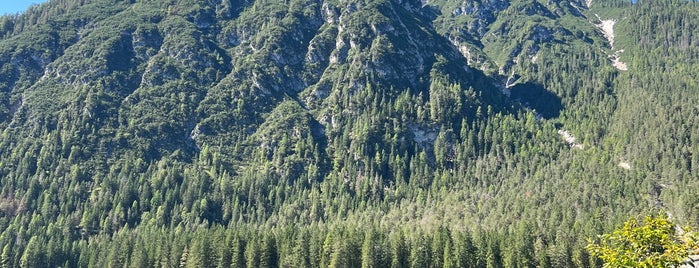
xmin=0 ymin=0 xmax=698 ymax=267
xmin=0 ymin=0 xmax=510 ymax=230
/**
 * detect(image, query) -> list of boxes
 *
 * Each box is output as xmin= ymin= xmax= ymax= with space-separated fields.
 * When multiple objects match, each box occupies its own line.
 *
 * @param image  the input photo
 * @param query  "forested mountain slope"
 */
xmin=0 ymin=0 xmax=697 ymax=267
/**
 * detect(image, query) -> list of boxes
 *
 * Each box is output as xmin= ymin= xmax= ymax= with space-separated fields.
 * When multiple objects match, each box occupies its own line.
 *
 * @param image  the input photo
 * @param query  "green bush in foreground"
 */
xmin=587 ymin=214 xmax=698 ymax=268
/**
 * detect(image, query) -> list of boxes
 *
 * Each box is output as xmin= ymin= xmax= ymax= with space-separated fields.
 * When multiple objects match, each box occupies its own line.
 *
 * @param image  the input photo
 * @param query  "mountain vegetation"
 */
xmin=0 ymin=0 xmax=698 ymax=266
xmin=587 ymin=214 xmax=698 ymax=268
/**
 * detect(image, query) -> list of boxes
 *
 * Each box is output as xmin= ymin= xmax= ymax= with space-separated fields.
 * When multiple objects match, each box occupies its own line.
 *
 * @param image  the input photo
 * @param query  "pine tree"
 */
xmin=20 ymin=236 xmax=45 ymax=268
xmin=179 ymin=247 xmax=189 ymax=268
xmin=390 ymin=231 xmax=409 ymax=268
xmin=293 ymin=229 xmax=311 ymax=267
xmin=259 ymin=233 xmax=278 ymax=268
xmin=229 ymin=236 xmax=246 ymax=268
xmin=1 ymin=244 xmax=12 ymax=268
xmin=329 ymin=239 xmax=349 ymax=268
xmin=245 ymin=238 xmax=260 ymax=268
xmin=361 ymin=230 xmax=377 ymax=268
xmin=410 ymin=233 xmax=429 ymax=268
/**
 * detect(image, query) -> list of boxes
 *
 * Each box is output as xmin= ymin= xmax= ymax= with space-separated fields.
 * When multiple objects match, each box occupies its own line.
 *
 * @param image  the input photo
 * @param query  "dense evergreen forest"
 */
xmin=0 ymin=0 xmax=698 ymax=266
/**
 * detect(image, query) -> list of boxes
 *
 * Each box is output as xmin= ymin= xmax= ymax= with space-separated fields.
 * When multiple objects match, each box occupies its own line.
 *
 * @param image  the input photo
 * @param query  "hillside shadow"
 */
xmin=509 ymin=82 xmax=563 ymax=119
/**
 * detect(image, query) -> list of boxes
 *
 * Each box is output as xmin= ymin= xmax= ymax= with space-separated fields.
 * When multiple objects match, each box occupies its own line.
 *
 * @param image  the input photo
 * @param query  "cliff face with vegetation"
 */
xmin=0 ymin=0 xmax=698 ymax=266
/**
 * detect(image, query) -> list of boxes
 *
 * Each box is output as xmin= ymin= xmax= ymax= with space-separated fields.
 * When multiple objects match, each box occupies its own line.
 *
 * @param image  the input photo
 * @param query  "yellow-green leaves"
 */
xmin=586 ymin=214 xmax=698 ymax=268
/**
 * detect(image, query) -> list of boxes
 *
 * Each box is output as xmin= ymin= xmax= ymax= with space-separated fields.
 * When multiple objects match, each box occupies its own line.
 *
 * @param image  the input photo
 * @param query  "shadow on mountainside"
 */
xmin=509 ymin=82 xmax=563 ymax=119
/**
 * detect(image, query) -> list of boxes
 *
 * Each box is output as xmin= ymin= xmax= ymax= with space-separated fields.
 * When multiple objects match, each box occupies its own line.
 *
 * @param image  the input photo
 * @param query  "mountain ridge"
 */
xmin=1 ymin=0 xmax=699 ymax=267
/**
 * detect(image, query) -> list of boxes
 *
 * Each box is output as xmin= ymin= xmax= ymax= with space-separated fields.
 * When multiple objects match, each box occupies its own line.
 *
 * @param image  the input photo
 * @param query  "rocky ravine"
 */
xmin=595 ymin=14 xmax=628 ymax=71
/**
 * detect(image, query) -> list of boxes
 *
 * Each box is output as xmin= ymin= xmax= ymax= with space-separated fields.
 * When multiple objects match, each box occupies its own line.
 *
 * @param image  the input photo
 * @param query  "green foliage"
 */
xmin=0 ymin=0 xmax=697 ymax=267
xmin=587 ymin=214 xmax=698 ymax=268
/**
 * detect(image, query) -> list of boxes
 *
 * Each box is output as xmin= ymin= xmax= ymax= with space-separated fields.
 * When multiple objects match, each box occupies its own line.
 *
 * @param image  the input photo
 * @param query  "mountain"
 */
xmin=1 ymin=0 xmax=698 ymax=266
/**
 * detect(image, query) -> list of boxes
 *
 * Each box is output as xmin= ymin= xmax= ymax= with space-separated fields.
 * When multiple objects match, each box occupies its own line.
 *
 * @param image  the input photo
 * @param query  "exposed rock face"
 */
xmin=680 ymin=255 xmax=699 ymax=268
xmin=451 ymin=0 xmax=509 ymax=37
xmin=0 ymin=0 xmax=622 ymax=162
xmin=3 ymin=2 xmax=699 ymax=267
xmin=431 ymin=0 xmax=609 ymax=81
xmin=618 ymin=161 xmax=631 ymax=170
xmin=409 ymin=123 xmax=438 ymax=146
xmin=132 ymin=27 xmax=163 ymax=61
xmin=594 ymin=15 xmax=628 ymax=70
xmin=558 ymin=129 xmax=584 ymax=150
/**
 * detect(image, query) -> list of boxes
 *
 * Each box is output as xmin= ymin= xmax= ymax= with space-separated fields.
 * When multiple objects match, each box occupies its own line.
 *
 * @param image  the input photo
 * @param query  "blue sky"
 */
xmin=1 ymin=0 xmax=48 ymax=16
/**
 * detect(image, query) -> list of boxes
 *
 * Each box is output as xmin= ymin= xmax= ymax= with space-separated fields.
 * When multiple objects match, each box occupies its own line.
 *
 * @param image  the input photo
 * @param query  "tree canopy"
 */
xmin=587 ymin=214 xmax=699 ymax=268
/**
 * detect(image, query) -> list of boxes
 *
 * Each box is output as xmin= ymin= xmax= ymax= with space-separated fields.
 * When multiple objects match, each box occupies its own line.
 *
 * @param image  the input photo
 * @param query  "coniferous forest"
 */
xmin=0 ymin=0 xmax=698 ymax=267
